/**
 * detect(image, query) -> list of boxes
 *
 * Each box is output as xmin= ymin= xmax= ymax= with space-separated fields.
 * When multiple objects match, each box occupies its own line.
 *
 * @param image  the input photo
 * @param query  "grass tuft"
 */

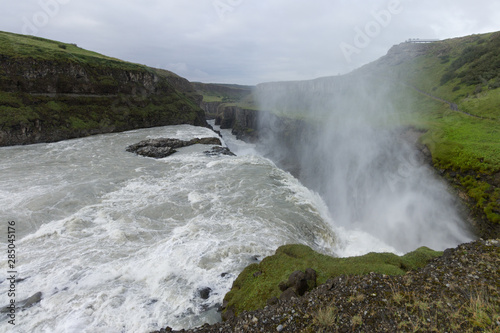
xmin=313 ymin=306 xmax=338 ymax=327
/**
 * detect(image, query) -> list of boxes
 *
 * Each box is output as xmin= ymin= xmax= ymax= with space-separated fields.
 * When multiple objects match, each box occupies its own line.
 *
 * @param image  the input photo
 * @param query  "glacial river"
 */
xmin=0 ymin=123 xmax=404 ymax=332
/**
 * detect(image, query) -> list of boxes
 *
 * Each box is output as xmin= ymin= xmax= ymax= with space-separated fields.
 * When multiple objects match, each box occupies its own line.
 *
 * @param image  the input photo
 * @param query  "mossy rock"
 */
xmin=223 ymin=244 xmax=442 ymax=317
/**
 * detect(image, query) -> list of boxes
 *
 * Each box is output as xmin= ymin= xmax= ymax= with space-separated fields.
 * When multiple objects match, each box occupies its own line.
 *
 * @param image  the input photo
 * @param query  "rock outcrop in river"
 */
xmin=126 ymin=137 xmax=223 ymax=158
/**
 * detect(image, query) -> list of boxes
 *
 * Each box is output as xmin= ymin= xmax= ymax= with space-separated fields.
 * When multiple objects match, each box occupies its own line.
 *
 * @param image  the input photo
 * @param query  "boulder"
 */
xmin=204 ymin=146 xmax=236 ymax=157
xmin=279 ymin=288 xmax=297 ymax=301
xmin=278 ymin=268 xmax=317 ymax=300
xmin=305 ymin=268 xmax=317 ymax=289
xmin=19 ymin=292 xmax=42 ymax=309
xmin=126 ymin=137 xmax=223 ymax=158
xmin=134 ymin=146 xmax=176 ymax=158
xmin=190 ymin=137 xmax=222 ymax=145
xmin=198 ymin=287 xmax=212 ymax=300
xmin=221 ymin=305 xmax=235 ymax=322
xmin=266 ymin=296 xmax=279 ymax=306
xmin=286 ymin=270 xmax=309 ymax=296
xmin=1 ymin=292 xmax=42 ymax=313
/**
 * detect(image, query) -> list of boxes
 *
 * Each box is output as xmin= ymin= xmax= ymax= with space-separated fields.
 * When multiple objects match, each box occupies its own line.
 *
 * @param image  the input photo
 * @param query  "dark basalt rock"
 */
xmin=204 ymin=146 xmax=236 ymax=157
xmin=19 ymin=292 xmax=42 ymax=309
xmin=220 ymin=305 xmax=235 ymax=322
xmin=190 ymin=137 xmax=223 ymax=145
xmin=287 ymin=270 xmax=309 ymax=296
xmin=279 ymin=288 xmax=297 ymax=301
xmin=266 ymin=296 xmax=279 ymax=306
xmin=198 ymin=287 xmax=212 ymax=300
xmin=279 ymin=269 xmax=317 ymax=298
xmin=275 ymin=269 xmax=319 ymax=304
xmin=305 ymin=268 xmax=317 ymax=289
xmin=126 ymin=137 xmax=223 ymax=158
xmin=1 ymin=292 xmax=42 ymax=313
xmin=134 ymin=145 xmax=177 ymax=158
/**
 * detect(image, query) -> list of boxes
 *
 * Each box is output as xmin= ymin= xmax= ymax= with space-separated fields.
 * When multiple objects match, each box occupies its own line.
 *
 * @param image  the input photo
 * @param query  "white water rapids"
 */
xmin=0 ymin=123 xmax=404 ymax=332
xmin=0 ymin=120 xmax=470 ymax=332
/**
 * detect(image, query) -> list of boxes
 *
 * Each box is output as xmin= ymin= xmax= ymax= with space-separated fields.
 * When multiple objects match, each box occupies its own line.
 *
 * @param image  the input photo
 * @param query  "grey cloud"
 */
xmin=1 ymin=0 xmax=499 ymax=84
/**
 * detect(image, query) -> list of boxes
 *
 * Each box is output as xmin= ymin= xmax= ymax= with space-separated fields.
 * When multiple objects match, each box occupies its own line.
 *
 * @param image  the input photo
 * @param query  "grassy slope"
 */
xmin=383 ymin=32 xmax=500 ymax=228
xmin=223 ymin=244 xmax=442 ymax=317
xmin=193 ymin=82 xmax=259 ymax=112
xmin=0 ymin=31 xmax=204 ymax=145
xmin=0 ymin=31 xmax=169 ymax=73
xmin=1 ymin=32 xmax=107 ymax=57
xmin=193 ymin=83 xmax=253 ymax=103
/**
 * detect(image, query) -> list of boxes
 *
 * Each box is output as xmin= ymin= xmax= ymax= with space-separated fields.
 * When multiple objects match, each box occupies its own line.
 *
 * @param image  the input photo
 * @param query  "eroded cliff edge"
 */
xmin=0 ymin=31 xmax=206 ymax=146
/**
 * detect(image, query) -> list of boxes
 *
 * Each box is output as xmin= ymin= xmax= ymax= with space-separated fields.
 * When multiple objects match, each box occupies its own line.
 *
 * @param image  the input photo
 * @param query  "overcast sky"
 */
xmin=2 ymin=0 xmax=500 ymax=85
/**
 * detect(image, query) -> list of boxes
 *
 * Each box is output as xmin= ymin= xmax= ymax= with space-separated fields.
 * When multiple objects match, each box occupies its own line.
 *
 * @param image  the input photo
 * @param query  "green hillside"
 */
xmin=0 ymin=31 xmax=135 ymax=67
xmin=192 ymin=82 xmax=254 ymax=104
xmin=369 ymin=32 xmax=500 ymax=235
xmin=223 ymin=31 xmax=500 ymax=237
xmin=0 ymin=31 xmax=206 ymax=146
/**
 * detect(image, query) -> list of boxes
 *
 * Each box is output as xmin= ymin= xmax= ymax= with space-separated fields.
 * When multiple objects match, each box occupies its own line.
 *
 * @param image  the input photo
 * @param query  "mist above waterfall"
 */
xmin=256 ymin=73 xmax=473 ymax=252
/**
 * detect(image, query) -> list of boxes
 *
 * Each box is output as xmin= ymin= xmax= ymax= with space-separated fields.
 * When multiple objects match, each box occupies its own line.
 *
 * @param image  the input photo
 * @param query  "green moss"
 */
xmin=0 ymin=105 xmax=38 ymax=127
xmin=0 ymin=92 xmax=24 ymax=108
xmin=224 ymin=244 xmax=442 ymax=316
xmin=46 ymin=101 xmax=62 ymax=112
xmin=69 ymin=116 xmax=99 ymax=130
xmin=458 ymin=175 xmax=500 ymax=223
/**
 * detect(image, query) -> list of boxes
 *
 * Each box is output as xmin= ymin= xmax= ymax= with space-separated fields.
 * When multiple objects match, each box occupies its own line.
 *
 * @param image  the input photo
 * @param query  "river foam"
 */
xmin=0 ymin=124 xmax=361 ymax=332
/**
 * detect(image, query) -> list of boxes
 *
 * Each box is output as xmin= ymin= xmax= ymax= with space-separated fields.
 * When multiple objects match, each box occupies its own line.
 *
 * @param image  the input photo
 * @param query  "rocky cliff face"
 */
xmin=2 ymin=58 xmax=152 ymax=95
xmin=200 ymin=101 xmax=224 ymax=119
xmin=209 ymin=104 xmax=260 ymax=142
xmin=193 ymin=82 xmax=256 ymax=138
xmin=0 ymin=33 xmax=206 ymax=146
